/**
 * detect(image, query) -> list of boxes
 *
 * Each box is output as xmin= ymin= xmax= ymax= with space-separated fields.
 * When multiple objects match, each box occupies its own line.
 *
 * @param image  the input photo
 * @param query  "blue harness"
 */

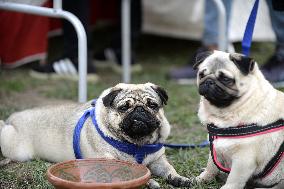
xmin=73 ymin=100 xmax=164 ymax=164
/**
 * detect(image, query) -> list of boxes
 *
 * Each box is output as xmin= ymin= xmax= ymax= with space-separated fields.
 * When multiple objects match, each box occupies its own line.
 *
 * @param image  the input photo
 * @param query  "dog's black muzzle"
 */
xmin=199 ymin=78 xmax=238 ymax=108
xmin=120 ymin=106 xmax=160 ymax=139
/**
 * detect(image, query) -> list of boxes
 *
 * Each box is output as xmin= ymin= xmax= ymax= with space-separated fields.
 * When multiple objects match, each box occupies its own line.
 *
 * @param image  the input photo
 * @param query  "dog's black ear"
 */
xmin=229 ymin=53 xmax=255 ymax=75
xmin=151 ymin=86 xmax=168 ymax=105
xmin=193 ymin=51 xmax=213 ymax=70
xmin=102 ymin=89 xmax=122 ymax=107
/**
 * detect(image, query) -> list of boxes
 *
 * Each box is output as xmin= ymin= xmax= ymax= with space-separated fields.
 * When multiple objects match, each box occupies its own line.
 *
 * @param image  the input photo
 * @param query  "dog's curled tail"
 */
xmin=0 ymin=121 xmax=11 ymax=166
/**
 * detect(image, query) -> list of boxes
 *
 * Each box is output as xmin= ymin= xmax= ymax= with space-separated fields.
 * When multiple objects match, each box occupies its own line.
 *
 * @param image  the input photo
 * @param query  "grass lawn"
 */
xmin=0 ymin=28 xmax=278 ymax=188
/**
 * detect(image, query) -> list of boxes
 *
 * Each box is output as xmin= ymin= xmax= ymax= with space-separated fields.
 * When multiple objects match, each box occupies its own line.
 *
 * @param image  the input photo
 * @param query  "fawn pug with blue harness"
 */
xmin=0 ymin=83 xmax=192 ymax=188
xmin=194 ymin=51 xmax=284 ymax=189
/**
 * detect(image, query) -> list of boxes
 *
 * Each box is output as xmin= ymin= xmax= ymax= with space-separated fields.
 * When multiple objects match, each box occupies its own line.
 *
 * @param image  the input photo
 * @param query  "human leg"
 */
xmin=261 ymin=0 xmax=284 ymax=87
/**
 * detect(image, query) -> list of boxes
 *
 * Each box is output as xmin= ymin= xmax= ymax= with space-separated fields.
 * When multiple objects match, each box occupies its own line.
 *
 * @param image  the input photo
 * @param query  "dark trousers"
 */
xmin=62 ymin=0 xmax=91 ymax=60
xmin=62 ymin=0 xmax=142 ymax=61
xmin=111 ymin=0 xmax=142 ymax=50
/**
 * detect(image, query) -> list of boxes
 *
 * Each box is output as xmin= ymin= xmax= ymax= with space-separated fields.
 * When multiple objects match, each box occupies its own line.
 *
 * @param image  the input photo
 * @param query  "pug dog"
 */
xmin=194 ymin=51 xmax=284 ymax=189
xmin=0 ymin=83 xmax=192 ymax=188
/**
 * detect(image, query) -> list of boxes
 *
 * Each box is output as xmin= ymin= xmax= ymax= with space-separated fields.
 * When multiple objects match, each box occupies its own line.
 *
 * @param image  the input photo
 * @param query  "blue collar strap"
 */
xmin=73 ymin=101 xmax=164 ymax=164
xmin=242 ymin=0 xmax=259 ymax=56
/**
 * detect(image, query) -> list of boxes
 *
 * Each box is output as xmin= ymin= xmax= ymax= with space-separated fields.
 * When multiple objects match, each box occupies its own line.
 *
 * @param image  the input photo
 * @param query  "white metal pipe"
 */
xmin=0 ymin=2 xmax=87 ymax=102
xmin=63 ymin=13 xmax=87 ymax=103
xmin=121 ymin=0 xmax=131 ymax=83
xmin=212 ymin=0 xmax=227 ymax=51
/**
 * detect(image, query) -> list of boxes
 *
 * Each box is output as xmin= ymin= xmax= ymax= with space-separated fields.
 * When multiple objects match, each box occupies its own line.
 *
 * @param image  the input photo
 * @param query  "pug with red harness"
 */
xmin=194 ymin=51 xmax=284 ymax=189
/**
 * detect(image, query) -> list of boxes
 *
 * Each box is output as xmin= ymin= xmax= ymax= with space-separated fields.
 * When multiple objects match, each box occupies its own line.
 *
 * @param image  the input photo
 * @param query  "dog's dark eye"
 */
xmin=199 ymin=70 xmax=205 ymax=79
xmin=118 ymin=104 xmax=130 ymax=112
xmin=218 ymin=73 xmax=234 ymax=84
xmin=148 ymin=101 xmax=159 ymax=110
xmin=222 ymin=76 xmax=234 ymax=83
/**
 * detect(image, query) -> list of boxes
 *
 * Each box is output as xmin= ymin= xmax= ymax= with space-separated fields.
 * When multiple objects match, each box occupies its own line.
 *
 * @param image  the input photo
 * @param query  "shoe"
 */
xmin=29 ymin=58 xmax=99 ymax=82
xmin=167 ymin=46 xmax=212 ymax=85
xmin=261 ymin=54 xmax=284 ymax=88
xmin=93 ymin=48 xmax=142 ymax=73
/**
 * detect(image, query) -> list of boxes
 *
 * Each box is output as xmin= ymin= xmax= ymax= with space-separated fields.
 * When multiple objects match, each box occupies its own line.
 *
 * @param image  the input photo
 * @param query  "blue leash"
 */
xmin=242 ymin=0 xmax=259 ymax=56
xmin=73 ymin=101 xmax=210 ymax=163
xmin=164 ymin=140 xmax=209 ymax=149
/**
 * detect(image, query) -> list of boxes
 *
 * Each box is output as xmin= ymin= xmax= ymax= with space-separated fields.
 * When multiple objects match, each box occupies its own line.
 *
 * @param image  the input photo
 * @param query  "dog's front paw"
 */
xmin=146 ymin=179 xmax=160 ymax=189
xmin=0 ymin=158 xmax=11 ymax=167
xmin=167 ymin=174 xmax=193 ymax=187
xmin=196 ymin=170 xmax=215 ymax=183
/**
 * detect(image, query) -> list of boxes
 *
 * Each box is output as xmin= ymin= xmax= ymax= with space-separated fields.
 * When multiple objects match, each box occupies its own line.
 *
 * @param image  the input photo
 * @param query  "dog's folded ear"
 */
xmin=193 ymin=51 xmax=213 ymax=70
xmin=151 ymin=86 xmax=168 ymax=105
xmin=229 ymin=53 xmax=255 ymax=75
xmin=102 ymin=89 xmax=122 ymax=107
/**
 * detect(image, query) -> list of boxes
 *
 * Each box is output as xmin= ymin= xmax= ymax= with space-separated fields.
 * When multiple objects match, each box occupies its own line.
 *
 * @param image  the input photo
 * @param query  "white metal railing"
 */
xmin=122 ymin=0 xmax=131 ymax=83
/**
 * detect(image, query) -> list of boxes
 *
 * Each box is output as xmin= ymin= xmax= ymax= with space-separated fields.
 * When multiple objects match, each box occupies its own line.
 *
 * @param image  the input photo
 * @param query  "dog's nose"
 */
xmin=133 ymin=119 xmax=146 ymax=127
xmin=205 ymin=79 xmax=214 ymax=86
xmin=133 ymin=106 xmax=146 ymax=113
xmin=199 ymin=79 xmax=215 ymax=96
xmin=120 ymin=107 xmax=160 ymax=138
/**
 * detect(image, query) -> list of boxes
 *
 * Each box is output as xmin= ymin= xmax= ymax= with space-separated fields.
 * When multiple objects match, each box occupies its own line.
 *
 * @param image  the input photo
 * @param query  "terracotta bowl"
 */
xmin=47 ymin=158 xmax=151 ymax=189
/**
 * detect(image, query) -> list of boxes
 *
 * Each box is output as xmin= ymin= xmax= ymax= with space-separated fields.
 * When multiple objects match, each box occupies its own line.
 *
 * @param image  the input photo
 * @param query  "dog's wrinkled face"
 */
xmin=100 ymin=83 xmax=170 ymax=145
xmin=194 ymin=51 xmax=256 ymax=108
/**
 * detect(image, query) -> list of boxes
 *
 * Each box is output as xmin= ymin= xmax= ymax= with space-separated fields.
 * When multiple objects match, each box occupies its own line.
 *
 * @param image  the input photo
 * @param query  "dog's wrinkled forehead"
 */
xmin=114 ymin=88 xmax=158 ymax=106
xmin=102 ymin=83 xmax=168 ymax=108
xmin=203 ymin=56 xmax=230 ymax=72
xmin=196 ymin=51 xmax=255 ymax=76
xmin=197 ymin=52 xmax=236 ymax=75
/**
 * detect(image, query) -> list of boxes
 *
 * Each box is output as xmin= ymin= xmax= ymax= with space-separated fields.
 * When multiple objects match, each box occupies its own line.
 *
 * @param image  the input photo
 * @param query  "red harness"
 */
xmin=207 ymin=120 xmax=284 ymax=179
